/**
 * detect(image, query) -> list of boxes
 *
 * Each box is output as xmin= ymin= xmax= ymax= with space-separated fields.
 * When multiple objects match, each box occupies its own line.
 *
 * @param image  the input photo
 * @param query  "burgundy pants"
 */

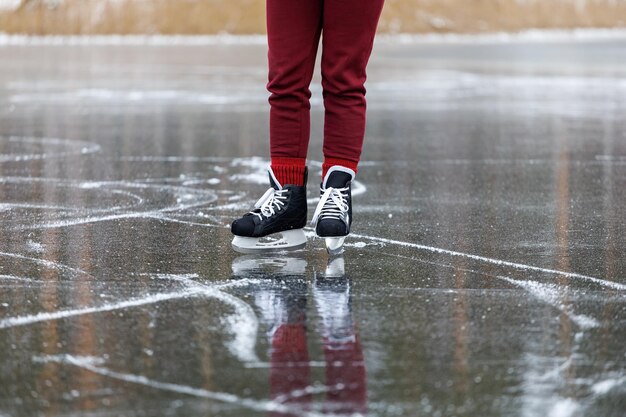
xmin=267 ymin=0 xmax=384 ymax=166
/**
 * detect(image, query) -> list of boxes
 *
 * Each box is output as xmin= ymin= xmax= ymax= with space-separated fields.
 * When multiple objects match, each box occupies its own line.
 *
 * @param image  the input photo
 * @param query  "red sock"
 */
xmin=322 ymin=157 xmax=358 ymax=180
xmin=271 ymin=157 xmax=306 ymax=187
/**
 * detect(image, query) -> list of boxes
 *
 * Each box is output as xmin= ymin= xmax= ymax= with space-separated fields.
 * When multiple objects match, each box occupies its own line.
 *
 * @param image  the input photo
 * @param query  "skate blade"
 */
xmin=325 ymin=237 xmax=346 ymax=256
xmin=231 ymin=229 xmax=307 ymax=254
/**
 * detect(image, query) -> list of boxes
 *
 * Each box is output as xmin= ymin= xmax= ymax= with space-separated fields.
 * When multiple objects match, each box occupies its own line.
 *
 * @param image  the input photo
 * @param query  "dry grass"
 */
xmin=0 ymin=0 xmax=625 ymax=35
xmin=380 ymin=0 xmax=626 ymax=33
xmin=0 ymin=0 xmax=266 ymax=35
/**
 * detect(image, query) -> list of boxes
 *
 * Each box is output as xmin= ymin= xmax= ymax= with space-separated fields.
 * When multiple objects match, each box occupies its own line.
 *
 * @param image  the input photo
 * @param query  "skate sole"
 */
xmin=231 ymin=229 xmax=307 ymax=254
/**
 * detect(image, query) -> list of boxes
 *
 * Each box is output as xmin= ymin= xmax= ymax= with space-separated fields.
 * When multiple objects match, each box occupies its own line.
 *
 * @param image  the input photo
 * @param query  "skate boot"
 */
xmin=231 ymin=167 xmax=308 ymax=253
xmin=311 ymin=166 xmax=354 ymax=255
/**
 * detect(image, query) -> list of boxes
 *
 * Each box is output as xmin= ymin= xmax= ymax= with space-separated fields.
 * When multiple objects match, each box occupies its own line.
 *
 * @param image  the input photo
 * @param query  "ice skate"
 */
xmin=311 ymin=166 xmax=354 ymax=255
xmin=231 ymin=167 xmax=308 ymax=253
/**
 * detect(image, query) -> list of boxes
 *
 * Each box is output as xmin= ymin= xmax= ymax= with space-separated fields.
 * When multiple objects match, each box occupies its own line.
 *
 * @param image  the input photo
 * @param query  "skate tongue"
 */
xmin=268 ymin=166 xmax=308 ymax=189
xmin=323 ymin=167 xmax=354 ymax=189
xmin=267 ymin=167 xmax=283 ymax=190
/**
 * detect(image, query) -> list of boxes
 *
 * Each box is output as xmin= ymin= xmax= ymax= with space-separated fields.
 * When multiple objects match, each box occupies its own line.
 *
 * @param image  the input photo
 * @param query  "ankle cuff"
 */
xmin=322 ymin=158 xmax=358 ymax=180
xmin=271 ymin=158 xmax=307 ymax=186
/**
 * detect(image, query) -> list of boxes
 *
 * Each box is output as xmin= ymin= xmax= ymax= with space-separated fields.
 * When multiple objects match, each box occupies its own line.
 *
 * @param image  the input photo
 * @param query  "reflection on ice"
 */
xmin=0 ymin=38 xmax=625 ymax=417
xmin=233 ymin=255 xmax=367 ymax=416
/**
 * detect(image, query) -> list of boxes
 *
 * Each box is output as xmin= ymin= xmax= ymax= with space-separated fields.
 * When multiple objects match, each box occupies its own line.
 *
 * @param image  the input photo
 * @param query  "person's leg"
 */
xmin=267 ymin=0 xmax=323 ymax=186
xmin=320 ymin=0 xmax=384 ymax=178
xmin=230 ymin=2 xmax=321 ymax=251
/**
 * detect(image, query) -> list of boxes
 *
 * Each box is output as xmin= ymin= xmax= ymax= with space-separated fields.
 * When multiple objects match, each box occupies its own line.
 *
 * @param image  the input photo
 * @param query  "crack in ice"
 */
xmin=377 ymin=251 xmax=602 ymax=330
xmin=35 ymin=354 xmax=332 ymax=417
xmin=0 ymin=251 xmax=88 ymax=276
xmin=0 ymin=288 xmax=202 ymax=330
xmin=352 ymin=233 xmax=625 ymax=290
xmin=1 ymin=273 xmax=261 ymax=363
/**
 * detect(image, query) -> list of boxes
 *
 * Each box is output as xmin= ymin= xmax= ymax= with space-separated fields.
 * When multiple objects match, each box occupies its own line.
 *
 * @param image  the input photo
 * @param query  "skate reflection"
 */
xmin=231 ymin=255 xmax=367 ymax=416
xmin=313 ymin=257 xmax=367 ymax=416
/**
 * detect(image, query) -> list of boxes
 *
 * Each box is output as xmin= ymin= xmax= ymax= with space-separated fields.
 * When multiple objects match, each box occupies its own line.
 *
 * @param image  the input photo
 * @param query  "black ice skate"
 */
xmin=311 ymin=166 xmax=354 ymax=255
xmin=231 ymin=167 xmax=308 ymax=253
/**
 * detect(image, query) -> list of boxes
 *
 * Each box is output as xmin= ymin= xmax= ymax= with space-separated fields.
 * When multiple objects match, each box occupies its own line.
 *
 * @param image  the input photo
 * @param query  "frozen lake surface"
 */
xmin=0 ymin=37 xmax=625 ymax=417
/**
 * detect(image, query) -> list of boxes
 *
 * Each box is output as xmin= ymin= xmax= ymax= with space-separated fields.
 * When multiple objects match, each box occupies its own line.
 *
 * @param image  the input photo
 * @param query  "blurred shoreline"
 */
xmin=2 ymin=28 xmax=626 ymax=46
xmin=1 ymin=0 xmax=625 ymax=35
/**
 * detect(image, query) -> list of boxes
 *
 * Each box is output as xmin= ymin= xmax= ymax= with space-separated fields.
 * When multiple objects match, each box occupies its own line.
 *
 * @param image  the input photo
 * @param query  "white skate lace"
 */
xmin=311 ymin=186 xmax=349 ymax=225
xmin=251 ymin=188 xmax=288 ymax=220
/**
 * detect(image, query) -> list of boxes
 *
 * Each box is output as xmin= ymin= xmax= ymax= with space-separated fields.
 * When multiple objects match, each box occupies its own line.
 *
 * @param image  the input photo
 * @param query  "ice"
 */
xmin=0 ymin=35 xmax=624 ymax=417
xmin=0 ymin=287 xmax=202 ymax=329
xmin=349 ymin=233 xmax=626 ymax=290
xmin=592 ymin=376 xmax=626 ymax=395
xmin=497 ymin=277 xmax=600 ymax=329
xmin=1 ymin=28 xmax=626 ymax=46
xmin=547 ymin=399 xmax=580 ymax=417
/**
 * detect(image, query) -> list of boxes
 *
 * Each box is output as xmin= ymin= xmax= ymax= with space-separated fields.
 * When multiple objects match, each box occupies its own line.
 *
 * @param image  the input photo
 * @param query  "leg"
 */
xmin=231 ymin=3 xmax=319 ymax=251
xmin=267 ymin=0 xmax=323 ymax=185
xmin=312 ymin=0 xmax=383 ymax=253
xmin=320 ymin=0 xmax=384 ymax=176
